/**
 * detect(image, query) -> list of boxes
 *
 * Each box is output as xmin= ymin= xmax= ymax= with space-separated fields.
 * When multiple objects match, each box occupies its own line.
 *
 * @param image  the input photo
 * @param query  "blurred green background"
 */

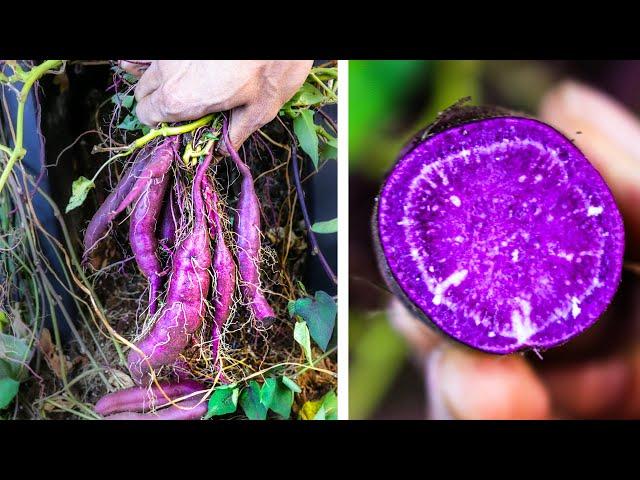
xmin=348 ymin=60 xmax=640 ymax=419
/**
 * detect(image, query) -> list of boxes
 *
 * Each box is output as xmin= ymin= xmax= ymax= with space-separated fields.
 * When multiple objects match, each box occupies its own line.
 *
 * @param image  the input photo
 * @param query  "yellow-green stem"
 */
xmin=309 ymin=72 xmax=338 ymax=101
xmin=132 ymin=113 xmax=216 ymax=150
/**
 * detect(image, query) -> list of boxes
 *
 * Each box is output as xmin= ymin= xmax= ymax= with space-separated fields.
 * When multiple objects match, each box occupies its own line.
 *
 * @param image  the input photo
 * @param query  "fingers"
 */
xmin=389 ymin=300 xmax=551 ymax=419
xmin=543 ymin=355 xmax=631 ymax=418
xmin=542 ymin=344 xmax=640 ymax=419
xmin=539 ymin=81 xmax=640 ymax=258
xmin=618 ymin=348 xmax=640 ymax=418
xmin=134 ymin=61 xmax=161 ymax=103
xmin=431 ymin=345 xmax=552 ymax=419
xmin=217 ymin=101 xmax=280 ymax=156
xmin=119 ymin=60 xmax=151 ymax=78
xmin=135 ymin=90 xmax=166 ymax=126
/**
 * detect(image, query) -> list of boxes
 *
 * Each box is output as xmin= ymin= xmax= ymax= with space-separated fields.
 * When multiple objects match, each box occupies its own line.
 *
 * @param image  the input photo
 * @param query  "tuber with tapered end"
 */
xmin=222 ymin=119 xmax=275 ymax=326
xmin=127 ymin=150 xmax=213 ymax=383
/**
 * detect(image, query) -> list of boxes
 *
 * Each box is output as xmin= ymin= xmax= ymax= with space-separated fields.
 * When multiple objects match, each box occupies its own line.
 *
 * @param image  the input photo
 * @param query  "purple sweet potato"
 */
xmin=82 ymin=148 xmax=151 ymax=263
xmin=222 ymin=120 xmax=275 ymax=326
xmin=373 ymin=106 xmax=625 ymax=354
xmin=103 ymin=398 xmax=207 ymax=420
xmin=95 ymin=379 xmax=202 ymax=416
xmin=129 ymin=173 xmax=170 ymax=315
xmin=202 ymin=173 xmax=236 ymax=368
xmin=127 ymin=151 xmax=213 ymax=383
xmin=110 ymin=137 xmax=177 ymax=218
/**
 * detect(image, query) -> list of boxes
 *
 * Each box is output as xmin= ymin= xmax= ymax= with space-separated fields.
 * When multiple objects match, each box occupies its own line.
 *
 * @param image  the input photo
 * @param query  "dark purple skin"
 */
xmin=82 ymin=148 xmax=151 ymax=263
xmin=222 ymin=120 xmax=276 ymax=326
xmin=129 ymin=174 xmax=169 ymax=316
xmin=95 ymin=379 xmax=202 ymax=416
xmin=127 ymin=151 xmax=213 ymax=384
xmin=374 ymin=106 xmax=625 ymax=354
xmin=202 ymin=174 xmax=236 ymax=377
xmin=103 ymin=398 xmax=207 ymax=420
xmin=110 ymin=137 xmax=177 ymax=218
xmin=158 ymin=186 xmax=178 ymax=251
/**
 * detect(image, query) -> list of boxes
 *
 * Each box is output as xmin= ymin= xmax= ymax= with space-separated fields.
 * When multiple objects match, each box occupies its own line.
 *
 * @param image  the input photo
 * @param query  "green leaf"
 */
xmin=316 ymin=125 xmax=337 ymax=163
xmin=0 ymin=333 xmax=30 ymax=380
xmin=117 ymin=114 xmax=143 ymax=131
xmin=290 ymin=291 xmax=337 ymax=352
xmin=0 ymin=311 xmax=8 ymax=330
xmin=239 ymin=381 xmax=268 ymax=420
xmin=65 ymin=176 xmax=95 ymax=213
xmin=287 ymin=300 xmax=296 ymax=318
xmin=0 ymin=361 xmax=13 ymax=379
xmin=319 ymin=141 xmax=337 ymax=163
xmin=260 ymin=377 xmax=277 ymax=407
xmin=314 ymin=390 xmax=337 ymax=420
xmin=204 ymin=385 xmax=239 ymax=419
xmin=123 ymin=72 xmax=139 ymax=84
xmin=293 ymin=110 xmax=319 ymax=169
xmin=268 ymin=379 xmax=294 ymax=418
xmin=311 ymin=218 xmax=337 ymax=235
xmin=286 ymin=83 xmax=325 ymax=109
xmin=0 ymin=377 xmax=19 ymax=410
xmin=282 ymin=376 xmax=302 ymax=394
xmin=111 ymin=93 xmax=134 ymax=110
xmin=293 ymin=321 xmax=313 ymax=364
xmin=260 ymin=377 xmax=294 ymax=418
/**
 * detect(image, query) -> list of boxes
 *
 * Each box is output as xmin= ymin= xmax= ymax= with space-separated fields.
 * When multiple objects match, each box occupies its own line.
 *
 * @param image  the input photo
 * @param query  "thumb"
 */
xmin=431 ymin=345 xmax=552 ymax=419
xmin=119 ymin=60 xmax=151 ymax=78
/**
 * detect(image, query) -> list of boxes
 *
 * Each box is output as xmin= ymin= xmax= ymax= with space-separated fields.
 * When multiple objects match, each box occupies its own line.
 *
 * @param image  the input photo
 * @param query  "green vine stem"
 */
xmin=95 ymin=113 xmax=217 ymax=158
xmin=0 ymin=60 xmax=64 ymax=195
xmin=86 ymin=113 xmax=217 ymax=184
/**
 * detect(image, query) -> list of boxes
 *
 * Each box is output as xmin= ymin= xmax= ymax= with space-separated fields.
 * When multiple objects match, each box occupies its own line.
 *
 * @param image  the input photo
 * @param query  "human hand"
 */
xmin=119 ymin=60 xmax=313 ymax=154
xmin=390 ymin=81 xmax=640 ymax=419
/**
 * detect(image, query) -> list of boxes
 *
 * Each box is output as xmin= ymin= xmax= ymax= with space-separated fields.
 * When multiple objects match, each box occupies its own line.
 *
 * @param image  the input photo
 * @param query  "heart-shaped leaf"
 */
xmin=204 ymin=385 xmax=239 ymax=419
xmin=290 ymin=291 xmax=337 ymax=351
xmin=239 ymin=381 xmax=268 ymax=420
xmin=260 ymin=378 xmax=294 ymax=419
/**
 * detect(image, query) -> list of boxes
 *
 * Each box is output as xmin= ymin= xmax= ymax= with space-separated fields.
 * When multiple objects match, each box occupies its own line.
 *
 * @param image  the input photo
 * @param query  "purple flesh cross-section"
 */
xmin=375 ymin=116 xmax=624 ymax=354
